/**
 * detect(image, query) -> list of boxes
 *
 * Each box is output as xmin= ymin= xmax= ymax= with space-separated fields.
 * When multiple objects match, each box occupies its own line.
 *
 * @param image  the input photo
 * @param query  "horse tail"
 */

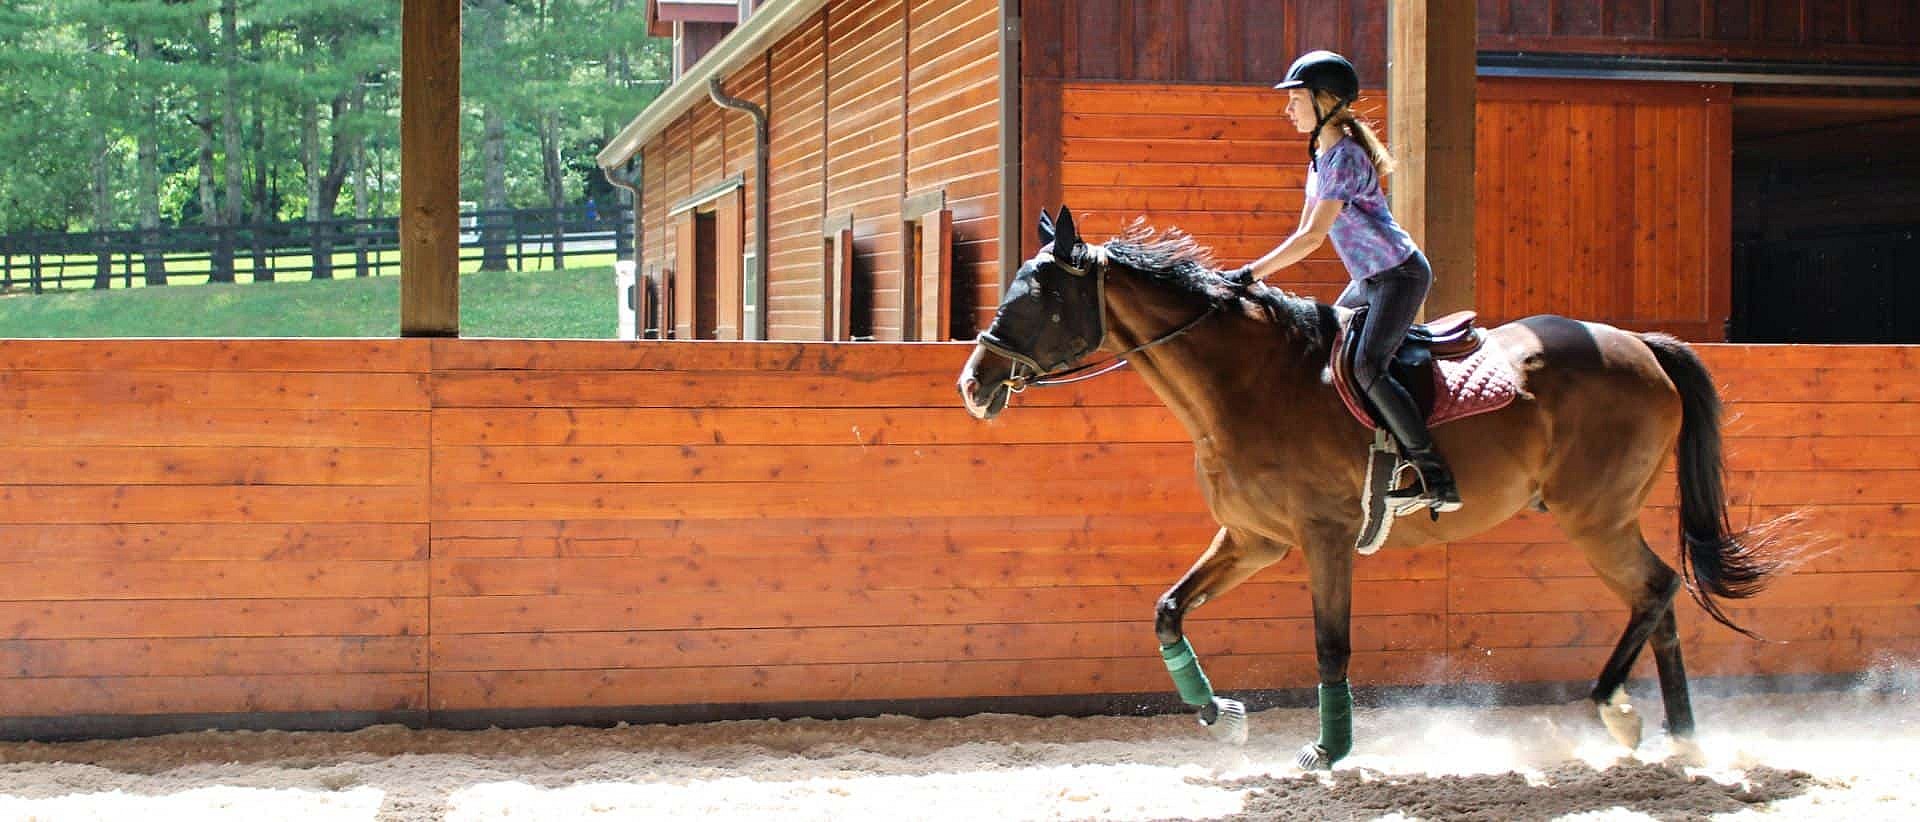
xmin=1640 ymin=332 xmax=1793 ymax=639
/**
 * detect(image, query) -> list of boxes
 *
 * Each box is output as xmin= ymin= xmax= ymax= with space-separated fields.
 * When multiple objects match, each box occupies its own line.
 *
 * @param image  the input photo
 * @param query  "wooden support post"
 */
xmin=1389 ymin=0 xmax=1476 ymax=316
xmin=400 ymin=0 xmax=460 ymax=337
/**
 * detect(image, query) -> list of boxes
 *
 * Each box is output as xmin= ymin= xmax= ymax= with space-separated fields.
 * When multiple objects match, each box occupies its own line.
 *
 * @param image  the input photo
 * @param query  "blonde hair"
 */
xmin=1315 ymin=90 xmax=1395 ymax=176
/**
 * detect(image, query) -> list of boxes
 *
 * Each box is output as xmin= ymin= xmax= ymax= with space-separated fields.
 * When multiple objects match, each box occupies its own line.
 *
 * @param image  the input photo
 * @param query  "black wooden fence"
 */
xmin=0 ymin=204 xmax=633 ymax=294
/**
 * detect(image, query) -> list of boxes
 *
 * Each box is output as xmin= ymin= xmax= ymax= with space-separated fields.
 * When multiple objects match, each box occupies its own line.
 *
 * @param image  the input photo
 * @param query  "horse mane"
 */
xmin=1096 ymin=220 xmax=1327 ymax=350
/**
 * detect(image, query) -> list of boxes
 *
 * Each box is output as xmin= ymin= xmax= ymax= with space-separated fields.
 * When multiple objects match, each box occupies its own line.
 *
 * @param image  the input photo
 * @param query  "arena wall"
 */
xmin=1 ymin=339 xmax=1914 ymax=737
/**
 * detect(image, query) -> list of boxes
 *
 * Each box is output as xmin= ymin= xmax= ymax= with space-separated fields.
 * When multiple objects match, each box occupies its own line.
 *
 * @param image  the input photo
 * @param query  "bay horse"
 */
xmin=956 ymin=207 xmax=1791 ymax=769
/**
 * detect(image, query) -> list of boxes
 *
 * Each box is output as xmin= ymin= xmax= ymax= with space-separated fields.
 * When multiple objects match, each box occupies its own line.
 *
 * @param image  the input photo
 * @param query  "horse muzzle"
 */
xmin=958 ymin=344 xmax=1016 ymax=420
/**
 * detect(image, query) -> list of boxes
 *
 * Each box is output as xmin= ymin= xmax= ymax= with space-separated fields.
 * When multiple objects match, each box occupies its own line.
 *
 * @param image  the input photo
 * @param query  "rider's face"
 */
xmin=1285 ymin=89 xmax=1316 ymax=134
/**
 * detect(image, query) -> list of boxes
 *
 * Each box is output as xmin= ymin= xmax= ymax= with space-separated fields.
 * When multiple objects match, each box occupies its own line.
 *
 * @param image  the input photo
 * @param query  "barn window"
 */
xmin=903 ymin=189 xmax=954 ymax=341
xmin=823 ymin=211 xmax=864 ymax=341
xmin=669 ymin=176 xmax=746 ymax=340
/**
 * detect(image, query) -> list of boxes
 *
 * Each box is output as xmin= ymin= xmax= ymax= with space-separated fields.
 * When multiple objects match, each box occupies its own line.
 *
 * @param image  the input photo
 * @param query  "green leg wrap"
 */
xmin=1317 ymin=680 xmax=1355 ymax=763
xmin=1159 ymin=637 xmax=1215 ymax=707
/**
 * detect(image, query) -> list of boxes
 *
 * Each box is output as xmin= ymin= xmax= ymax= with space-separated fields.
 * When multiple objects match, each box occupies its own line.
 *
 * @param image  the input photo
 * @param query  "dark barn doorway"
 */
xmin=1731 ymin=93 xmax=1920 ymax=343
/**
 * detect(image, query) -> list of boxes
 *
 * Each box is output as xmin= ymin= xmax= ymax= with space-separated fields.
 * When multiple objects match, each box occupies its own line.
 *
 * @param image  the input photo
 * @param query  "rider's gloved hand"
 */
xmin=1223 ymin=264 xmax=1258 ymax=286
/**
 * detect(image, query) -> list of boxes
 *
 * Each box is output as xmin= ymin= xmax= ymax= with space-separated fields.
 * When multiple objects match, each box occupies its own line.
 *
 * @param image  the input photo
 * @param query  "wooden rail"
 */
xmin=0 ymin=339 xmax=1915 ymax=736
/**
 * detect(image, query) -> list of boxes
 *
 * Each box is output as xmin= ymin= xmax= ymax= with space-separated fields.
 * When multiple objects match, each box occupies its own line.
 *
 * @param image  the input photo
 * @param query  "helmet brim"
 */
xmin=1273 ymin=80 xmax=1307 ymax=89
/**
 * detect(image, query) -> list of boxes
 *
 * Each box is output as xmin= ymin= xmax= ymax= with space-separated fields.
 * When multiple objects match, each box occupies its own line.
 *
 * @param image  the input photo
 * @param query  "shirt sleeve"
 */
xmin=1314 ymin=144 xmax=1367 ymax=203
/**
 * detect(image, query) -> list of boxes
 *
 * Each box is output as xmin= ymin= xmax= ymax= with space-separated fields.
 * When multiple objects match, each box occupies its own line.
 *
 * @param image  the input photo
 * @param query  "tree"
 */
xmin=0 ymin=0 xmax=671 ymax=275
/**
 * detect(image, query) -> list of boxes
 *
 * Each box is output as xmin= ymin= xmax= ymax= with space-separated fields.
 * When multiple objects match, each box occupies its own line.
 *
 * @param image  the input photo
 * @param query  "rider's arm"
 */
xmin=1243 ymin=197 xmax=1343 ymax=281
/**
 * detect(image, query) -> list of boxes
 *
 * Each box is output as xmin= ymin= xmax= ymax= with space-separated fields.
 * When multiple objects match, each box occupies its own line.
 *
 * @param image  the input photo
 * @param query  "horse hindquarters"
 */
xmin=1526 ymin=323 xmax=1698 ymax=746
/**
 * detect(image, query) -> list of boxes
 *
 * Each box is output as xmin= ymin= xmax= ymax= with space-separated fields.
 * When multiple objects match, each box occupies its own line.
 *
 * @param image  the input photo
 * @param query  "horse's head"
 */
xmin=958 ymin=206 xmax=1107 ymax=419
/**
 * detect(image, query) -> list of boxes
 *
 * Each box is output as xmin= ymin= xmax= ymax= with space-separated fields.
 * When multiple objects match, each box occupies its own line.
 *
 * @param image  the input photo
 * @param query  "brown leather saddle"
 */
xmin=1331 ymin=308 xmax=1487 ymax=428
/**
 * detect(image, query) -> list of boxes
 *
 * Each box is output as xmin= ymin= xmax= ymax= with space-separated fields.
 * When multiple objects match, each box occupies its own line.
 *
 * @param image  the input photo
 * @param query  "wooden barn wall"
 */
xmin=1022 ymin=2 xmax=1920 ymax=84
xmin=1052 ymin=83 xmax=1377 ymax=305
xmin=767 ymin=14 xmax=830 ymax=341
xmin=1035 ymin=77 xmax=1731 ymax=339
xmin=907 ymin=0 xmax=1001 ymax=338
xmin=826 ymin=0 xmax=909 ymax=340
xmin=1020 ymin=0 xmax=1388 ymax=86
xmin=639 ymin=0 xmax=1002 ymax=342
xmin=3 ymin=339 xmax=1918 ymax=733
xmin=1479 ymin=0 xmax=1920 ymax=62
xmin=1477 ymin=78 xmax=1732 ymax=340
xmin=0 ymin=341 xmax=431 ymax=724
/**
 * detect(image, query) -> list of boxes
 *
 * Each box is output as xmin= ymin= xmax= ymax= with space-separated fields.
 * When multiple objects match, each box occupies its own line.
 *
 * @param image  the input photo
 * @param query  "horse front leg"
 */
xmin=1296 ymin=532 xmax=1356 ymax=770
xmin=1154 ymin=527 xmax=1288 ymax=745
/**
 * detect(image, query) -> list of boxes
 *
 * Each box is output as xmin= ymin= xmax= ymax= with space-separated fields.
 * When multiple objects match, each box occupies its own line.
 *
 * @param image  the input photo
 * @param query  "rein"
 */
xmin=982 ymin=244 xmax=1220 ymax=393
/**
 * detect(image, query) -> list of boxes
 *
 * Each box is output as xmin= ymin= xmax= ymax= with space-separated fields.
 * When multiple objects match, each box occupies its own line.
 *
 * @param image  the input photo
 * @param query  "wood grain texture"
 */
xmin=1476 ymin=77 xmax=1732 ymax=340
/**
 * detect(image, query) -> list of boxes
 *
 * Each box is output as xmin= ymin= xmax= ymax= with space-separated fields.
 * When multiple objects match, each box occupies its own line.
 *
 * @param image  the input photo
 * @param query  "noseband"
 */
xmin=976 ymin=245 xmax=1220 ymax=393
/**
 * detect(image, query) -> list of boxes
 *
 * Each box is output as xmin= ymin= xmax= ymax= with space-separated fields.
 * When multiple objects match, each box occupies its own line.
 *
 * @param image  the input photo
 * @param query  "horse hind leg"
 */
xmin=1571 ymin=526 xmax=1686 ymax=751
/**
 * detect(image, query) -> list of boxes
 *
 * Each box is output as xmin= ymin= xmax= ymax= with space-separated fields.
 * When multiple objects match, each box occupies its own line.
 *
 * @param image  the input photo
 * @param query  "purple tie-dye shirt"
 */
xmin=1306 ymin=137 xmax=1419 ymax=280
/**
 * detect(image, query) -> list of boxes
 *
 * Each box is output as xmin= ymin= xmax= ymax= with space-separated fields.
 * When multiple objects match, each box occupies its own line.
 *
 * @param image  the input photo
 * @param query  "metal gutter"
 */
xmin=597 ymin=0 xmax=829 ymax=170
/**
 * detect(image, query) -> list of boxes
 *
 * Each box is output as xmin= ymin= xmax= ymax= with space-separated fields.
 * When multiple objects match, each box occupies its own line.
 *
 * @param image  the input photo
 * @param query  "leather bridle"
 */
xmin=974 ymin=244 xmax=1219 ymax=393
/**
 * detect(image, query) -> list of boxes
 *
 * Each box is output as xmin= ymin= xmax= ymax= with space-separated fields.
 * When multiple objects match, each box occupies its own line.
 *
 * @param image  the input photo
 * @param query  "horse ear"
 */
xmin=1038 ymin=208 xmax=1055 ymax=246
xmin=1054 ymin=205 xmax=1079 ymax=250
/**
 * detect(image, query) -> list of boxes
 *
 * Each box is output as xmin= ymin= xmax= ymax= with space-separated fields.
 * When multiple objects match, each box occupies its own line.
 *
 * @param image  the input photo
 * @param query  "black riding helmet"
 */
xmin=1275 ymin=50 xmax=1360 ymax=170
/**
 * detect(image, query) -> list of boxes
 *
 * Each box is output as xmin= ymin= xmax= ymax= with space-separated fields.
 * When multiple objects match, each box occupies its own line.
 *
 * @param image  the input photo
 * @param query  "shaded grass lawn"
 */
xmin=0 ymin=266 xmax=617 ymax=338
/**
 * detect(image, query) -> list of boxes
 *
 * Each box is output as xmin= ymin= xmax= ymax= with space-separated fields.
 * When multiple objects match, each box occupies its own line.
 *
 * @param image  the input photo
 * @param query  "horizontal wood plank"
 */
xmin=0 ymin=340 xmax=429 ymax=372
xmin=0 ymin=673 xmax=424 ymax=717
xmin=0 ymin=523 xmax=428 ymax=562
xmin=430 ymin=406 xmax=1188 ymax=446
xmin=429 ymin=614 xmax=1446 ymax=672
xmin=429 ymin=580 xmax=1449 ymax=634
xmin=0 ymin=372 xmax=429 ymax=411
xmin=427 ymin=650 xmax=1440 ymax=710
xmin=0 ymin=560 xmax=426 ymax=600
xmin=0 ymin=447 xmax=426 ymax=486
xmin=0 ymin=485 xmax=427 ymax=524
xmin=0 ymin=636 xmax=424 ymax=678
xmin=0 ymin=598 xmax=427 ymax=640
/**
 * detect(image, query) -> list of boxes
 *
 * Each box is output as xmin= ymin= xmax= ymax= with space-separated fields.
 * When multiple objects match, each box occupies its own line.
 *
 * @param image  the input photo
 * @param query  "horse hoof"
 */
xmin=1667 ymin=736 xmax=1707 ymax=766
xmin=1296 ymin=742 xmax=1333 ymax=771
xmin=1199 ymin=697 xmax=1248 ymax=745
xmin=1596 ymin=687 xmax=1643 ymax=749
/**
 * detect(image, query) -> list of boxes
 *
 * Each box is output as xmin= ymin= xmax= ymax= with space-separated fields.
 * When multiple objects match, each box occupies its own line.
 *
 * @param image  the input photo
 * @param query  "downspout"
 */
xmin=708 ymin=77 xmax=770 ymax=341
xmin=998 ymin=0 xmax=1020 ymax=293
xmin=603 ymin=156 xmax=646 ymax=337
xmin=602 ymin=155 xmax=643 ymax=268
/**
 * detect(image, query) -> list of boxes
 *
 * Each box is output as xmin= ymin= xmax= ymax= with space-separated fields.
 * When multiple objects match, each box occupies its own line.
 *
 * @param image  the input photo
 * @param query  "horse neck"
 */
xmin=1101 ymin=265 xmax=1323 ymax=440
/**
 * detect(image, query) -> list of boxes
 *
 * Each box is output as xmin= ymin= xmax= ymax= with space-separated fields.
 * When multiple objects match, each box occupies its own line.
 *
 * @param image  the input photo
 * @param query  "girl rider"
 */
xmin=1227 ymin=50 xmax=1461 ymax=513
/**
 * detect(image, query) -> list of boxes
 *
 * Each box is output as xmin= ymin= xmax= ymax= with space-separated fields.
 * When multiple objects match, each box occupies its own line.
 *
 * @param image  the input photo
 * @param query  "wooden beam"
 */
xmin=400 ymin=0 xmax=460 ymax=337
xmin=1389 ymin=1 xmax=1476 ymax=316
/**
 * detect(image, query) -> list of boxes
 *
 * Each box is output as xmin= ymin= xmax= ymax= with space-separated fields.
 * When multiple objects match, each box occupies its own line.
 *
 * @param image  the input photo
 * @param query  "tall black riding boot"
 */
xmin=1365 ymin=376 xmax=1463 ymax=513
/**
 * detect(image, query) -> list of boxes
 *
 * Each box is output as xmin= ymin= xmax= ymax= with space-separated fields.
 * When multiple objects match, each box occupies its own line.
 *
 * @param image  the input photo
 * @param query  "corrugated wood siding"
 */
xmin=907 ymin=0 xmax=1001 ymax=339
xmin=0 ymin=341 xmax=430 ymax=719
xmin=767 ymin=14 xmax=830 ymax=341
xmin=1031 ymin=0 xmax=1387 ymax=85
xmin=826 ymin=0 xmax=909 ymax=340
xmin=1477 ymin=77 xmax=1732 ymax=341
xmin=690 ymin=96 xmax=727 ymax=193
xmin=641 ymin=0 xmax=1001 ymax=342
xmin=1480 ymin=0 xmax=1920 ymax=61
xmin=1055 ymin=83 xmax=1380 ymax=304
xmin=2 ymin=340 xmax=1917 ymax=725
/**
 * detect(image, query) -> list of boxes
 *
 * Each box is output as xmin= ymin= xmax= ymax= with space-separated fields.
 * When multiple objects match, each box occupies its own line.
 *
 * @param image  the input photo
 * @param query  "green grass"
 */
xmin=0 ymin=265 xmax=619 ymax=338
